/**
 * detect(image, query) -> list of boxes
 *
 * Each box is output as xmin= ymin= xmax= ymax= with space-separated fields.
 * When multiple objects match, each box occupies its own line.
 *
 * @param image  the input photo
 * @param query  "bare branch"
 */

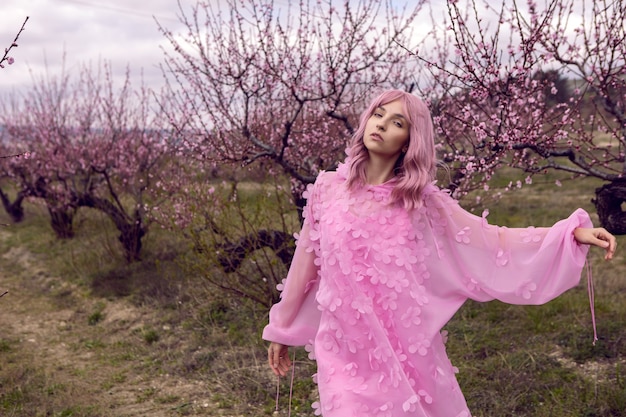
xmin=0 ymin=16 xmax=29 ymax=69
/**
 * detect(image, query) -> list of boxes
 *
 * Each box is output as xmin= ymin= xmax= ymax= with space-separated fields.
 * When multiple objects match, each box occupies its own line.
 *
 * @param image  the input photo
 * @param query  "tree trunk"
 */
xmin=47 ymin=204 xmax=75 ymax=239
xmin=117 ymin=215 xmax=145 ymax=262
xmin=77 ymin=193 xmax=146 ymax=262
xmin=592 ymin=181 xmax=626 ymax=235
xmin=293 ymin=190 xmax=306 ymax=224
xmin=215 ymin=229 xmax=294 ymax=273
xmin=0 ymin=187 xmax=25 ymax=223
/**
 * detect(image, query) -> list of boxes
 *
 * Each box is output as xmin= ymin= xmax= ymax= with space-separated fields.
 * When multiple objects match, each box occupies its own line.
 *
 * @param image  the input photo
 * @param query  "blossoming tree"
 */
xmin=0 ymin=62 xmax=183 ymax=261
xmin=158 ymin=0 xmax=427 ymax=203
xmin=410 ymin=0 xmax=626 ymax=232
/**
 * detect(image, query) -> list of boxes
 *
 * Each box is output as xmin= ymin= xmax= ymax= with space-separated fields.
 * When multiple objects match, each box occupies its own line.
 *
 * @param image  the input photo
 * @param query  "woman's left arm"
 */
xmin=573 ymin=227 xmax=617 ymax=260
xmin=424 ymin=188 xmax=609 ymax=305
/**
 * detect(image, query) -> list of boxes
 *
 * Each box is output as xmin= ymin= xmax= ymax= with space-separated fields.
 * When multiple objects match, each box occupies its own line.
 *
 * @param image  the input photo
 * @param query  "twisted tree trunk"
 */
xmin=216 ymin=229 xmax=294 ymax=273
xmin=47 ymin=204 xmax=76 ymax=239
xmin=593 ymin=181 xmax=626 ymax=235
xmin=77 ymin=193 xmax=146 ymax=262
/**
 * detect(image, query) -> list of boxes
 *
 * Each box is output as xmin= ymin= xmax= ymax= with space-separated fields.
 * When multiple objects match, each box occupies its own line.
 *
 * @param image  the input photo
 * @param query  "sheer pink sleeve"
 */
xmin=424 ymin=188 xmax=593 ymax=305
xmin=261 ymin=175 xmax=325 ymax=346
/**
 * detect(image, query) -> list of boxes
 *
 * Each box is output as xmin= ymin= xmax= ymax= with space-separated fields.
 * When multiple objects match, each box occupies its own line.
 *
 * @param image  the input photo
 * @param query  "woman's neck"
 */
xmin=365 ymin=157 xmax=397 ymax=185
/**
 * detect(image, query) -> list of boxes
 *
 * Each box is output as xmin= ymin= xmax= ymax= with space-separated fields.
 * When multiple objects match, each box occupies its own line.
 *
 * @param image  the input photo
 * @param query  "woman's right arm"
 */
xmin=262 ymin=174 xmax=327 ymax=348
xmin=262 ymin=220 xmax=322 ymax=346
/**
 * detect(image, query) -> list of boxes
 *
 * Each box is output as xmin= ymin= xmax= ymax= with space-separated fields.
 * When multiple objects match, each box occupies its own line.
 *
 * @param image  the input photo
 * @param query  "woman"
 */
xmin=263 ymin=89 xmax=616 ymax=417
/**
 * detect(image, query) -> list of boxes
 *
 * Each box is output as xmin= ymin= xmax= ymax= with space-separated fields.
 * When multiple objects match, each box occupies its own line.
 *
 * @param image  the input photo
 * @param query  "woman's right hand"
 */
xmin=268 ymin=342 xmax=291 ymax=376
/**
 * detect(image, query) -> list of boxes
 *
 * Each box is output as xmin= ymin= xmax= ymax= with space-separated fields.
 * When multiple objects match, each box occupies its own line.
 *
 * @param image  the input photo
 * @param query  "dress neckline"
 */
xmin=336 ymin=161 xmax=398 ymax=189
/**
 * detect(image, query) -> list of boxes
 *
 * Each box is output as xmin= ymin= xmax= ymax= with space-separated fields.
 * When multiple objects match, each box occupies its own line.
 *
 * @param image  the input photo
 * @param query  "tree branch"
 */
xmin=0 ymin=16 xmax=28 ymax=69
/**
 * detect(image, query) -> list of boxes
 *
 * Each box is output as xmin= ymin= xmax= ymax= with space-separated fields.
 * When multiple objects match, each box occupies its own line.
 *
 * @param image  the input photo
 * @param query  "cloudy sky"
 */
xmin=1 ymin=0 xmax=435 ymax=97
xmin=0 ymin=0 xmax=198 ymax=95
xmin=1 ymin=0 xmax=578 ymax=97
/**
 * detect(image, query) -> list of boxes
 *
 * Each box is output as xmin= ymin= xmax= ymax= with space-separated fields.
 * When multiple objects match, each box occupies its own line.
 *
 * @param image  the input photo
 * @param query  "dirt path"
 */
xmin=0 ymin=242 xmax=217 ymax=416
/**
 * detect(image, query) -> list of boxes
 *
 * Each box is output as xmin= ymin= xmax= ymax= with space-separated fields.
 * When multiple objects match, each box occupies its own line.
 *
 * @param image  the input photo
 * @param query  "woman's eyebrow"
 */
xmin=378 ymin=106 xmax=407 ymax=120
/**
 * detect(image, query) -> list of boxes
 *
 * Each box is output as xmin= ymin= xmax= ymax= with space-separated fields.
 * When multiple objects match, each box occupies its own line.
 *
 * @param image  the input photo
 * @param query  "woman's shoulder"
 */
xmin=303 ymin=170 xmax=342 ymax=203
xmin=314 ymin=166 xmax=346 ymax=188
xmin=422 ymin=182 xmax=451 ymax=199
xmin=316 ymin=170 xmax=340 ymax=184
xmin=420 ymin=183 xmax=460 ymax=211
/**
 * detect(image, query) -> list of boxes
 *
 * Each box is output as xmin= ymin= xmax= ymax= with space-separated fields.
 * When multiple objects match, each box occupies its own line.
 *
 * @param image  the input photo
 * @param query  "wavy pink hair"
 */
xmin=346 ymin=89 xmax=437 ymax=210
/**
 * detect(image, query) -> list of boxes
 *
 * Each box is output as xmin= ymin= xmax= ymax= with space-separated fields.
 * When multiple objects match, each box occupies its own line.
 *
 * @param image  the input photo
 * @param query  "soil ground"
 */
xmin=0 ymin=234 xmax=225 ymax=417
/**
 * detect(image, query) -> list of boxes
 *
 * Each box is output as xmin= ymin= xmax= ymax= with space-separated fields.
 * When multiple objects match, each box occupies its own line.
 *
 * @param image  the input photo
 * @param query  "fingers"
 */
xmin=598 ymin=229 xmax=617 ymax=260
xmin=268 ymin=342 xmax=291 ymax=377
xmin=591 ymin=228 xmax=617 ymax=261
xmin=574 ymin=227 xmax=618 ymax=261
xmin=268 ymin=343 xmax=280 ymax=375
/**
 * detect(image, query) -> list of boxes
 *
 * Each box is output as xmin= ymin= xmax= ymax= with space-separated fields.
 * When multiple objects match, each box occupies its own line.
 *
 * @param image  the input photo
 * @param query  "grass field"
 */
xmin=0 ymin=170 xmax=625 ymax=416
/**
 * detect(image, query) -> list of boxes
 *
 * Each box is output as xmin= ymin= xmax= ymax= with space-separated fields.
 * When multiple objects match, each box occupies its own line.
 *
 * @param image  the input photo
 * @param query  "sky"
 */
xmin=0 ymin=0 xmax=197 ymax=95
xmin=1 ymin=0 xmax=364 ymax=97
xmin=0 ymin=0 xmax=587 ymax=98
xmin=0 ymin=0 xmax=435 ymax=97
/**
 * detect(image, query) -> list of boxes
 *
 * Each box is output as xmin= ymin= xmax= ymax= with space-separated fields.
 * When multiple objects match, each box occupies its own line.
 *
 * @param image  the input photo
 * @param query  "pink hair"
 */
xmin=346 ymin=89 xmax=437 ymax=210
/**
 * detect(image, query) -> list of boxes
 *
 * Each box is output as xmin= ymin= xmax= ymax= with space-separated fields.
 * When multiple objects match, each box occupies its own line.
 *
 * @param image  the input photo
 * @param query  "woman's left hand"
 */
xmin=574 ymin=227 xmax=617 ymax=260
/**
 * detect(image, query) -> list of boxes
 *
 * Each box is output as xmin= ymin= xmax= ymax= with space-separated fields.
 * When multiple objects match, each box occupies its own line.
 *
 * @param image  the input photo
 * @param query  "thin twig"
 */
xmin=0 ymin=16 xmax=29 ymax=68
xmin=0 ymin=152 xmax=29 ymax=159
xmin=393 ymin=39 xmax=417 ymax=56
xmin=0 ymin=291 xmax=8 ymax=298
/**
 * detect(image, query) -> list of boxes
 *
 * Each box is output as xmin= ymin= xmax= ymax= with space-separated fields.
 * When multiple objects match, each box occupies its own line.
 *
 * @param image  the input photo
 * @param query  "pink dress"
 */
xmin=262 ymin=163 xmax=592 ymax=417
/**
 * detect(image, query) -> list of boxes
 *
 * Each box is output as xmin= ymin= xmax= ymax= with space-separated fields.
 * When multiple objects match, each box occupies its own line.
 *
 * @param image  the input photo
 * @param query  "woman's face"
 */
xmin=363 ymin=99 xmax=410 ymax=162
